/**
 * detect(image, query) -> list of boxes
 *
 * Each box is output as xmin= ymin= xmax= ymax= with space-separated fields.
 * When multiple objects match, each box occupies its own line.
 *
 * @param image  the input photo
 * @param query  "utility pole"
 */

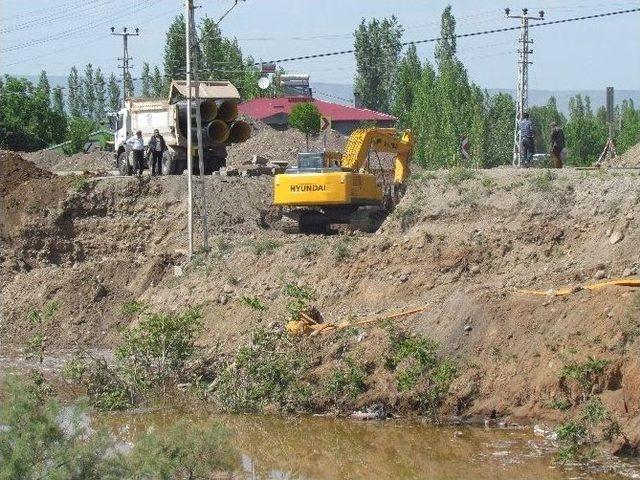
xmin=505 ymin=8 xmax=544 ymax=166
xmin=185 ymin=0 xmax=209 ymax=257
xmin=110 ymin=26 xmax=139 ymax=105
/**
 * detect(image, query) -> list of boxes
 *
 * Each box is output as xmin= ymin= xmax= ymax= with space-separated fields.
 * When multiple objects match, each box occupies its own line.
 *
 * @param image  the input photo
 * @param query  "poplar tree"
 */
xmin=353 ymin=16 xmax=403 ymax=113
xmin=36 ymin=70 xmax=51 ymax=107
xmin=151 ymin=66 xmax=165 ymax=98
xmin=83 ymin=63 xmax=96 ymax=119
xmin=392 ymin=44 xmax=422 ymax=129
xmin=435 ymin=5 xmax=457 ymax=64
xmin=107 ymin=73 xmax=121 ymax=112
xmin=67 ymin=66 xmax=82 ymax=117
xmin=52 ymin=87 xmax=65 ymax=115
xmin=141 ymin=63 xmax=152 ymax=97
xmin=164 ymin=15 xmax=186 ymax=81
xmin=94 ymin=68 xmax=106 ymax=120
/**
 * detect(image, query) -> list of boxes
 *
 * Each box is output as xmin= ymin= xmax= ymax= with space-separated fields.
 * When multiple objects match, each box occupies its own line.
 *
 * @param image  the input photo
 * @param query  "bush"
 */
xmin=210 ymin=328 xmax=314 ymax=412
xmin=63 ymin=117 xmax=95 ymax=155
xmin=325 ymin=356 xmax=367 ymax=407
xmin=283 ymin=283 xmax=316 ymax=320
xmin=560 ymin=357 xmax=607 ymax=399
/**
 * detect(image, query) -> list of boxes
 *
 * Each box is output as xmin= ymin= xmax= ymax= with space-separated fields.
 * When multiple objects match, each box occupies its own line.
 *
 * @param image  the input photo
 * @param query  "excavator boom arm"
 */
xmin=340 ymin=128 xmax=414 ymax=184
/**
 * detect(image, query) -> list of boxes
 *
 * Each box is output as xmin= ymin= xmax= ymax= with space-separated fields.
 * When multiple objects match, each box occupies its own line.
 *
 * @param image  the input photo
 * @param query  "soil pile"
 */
xmin=23 ymin=149 xmax=114 ymax=172
xmin=0 ymin=150 xmax=53 ymax=197
xmin=227 ymin=121 xmax=347 ymax=166
xmin=604 ymin=141 xmax=640 ymax=167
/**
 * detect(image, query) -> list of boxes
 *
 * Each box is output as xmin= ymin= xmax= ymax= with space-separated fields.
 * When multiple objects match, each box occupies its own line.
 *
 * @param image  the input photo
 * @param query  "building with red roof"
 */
xmin=237 ymin=96 xmax=396 ymax=136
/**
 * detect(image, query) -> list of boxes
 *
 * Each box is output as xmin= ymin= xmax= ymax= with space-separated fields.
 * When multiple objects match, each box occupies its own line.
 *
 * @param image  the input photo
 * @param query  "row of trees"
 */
xmin=353 ymin=7 xmax=640 ymax=167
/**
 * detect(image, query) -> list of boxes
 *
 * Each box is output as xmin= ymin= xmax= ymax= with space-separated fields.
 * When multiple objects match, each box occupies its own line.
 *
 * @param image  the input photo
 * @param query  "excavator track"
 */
xmin=279 ymin=209 xmax=329 ymax=234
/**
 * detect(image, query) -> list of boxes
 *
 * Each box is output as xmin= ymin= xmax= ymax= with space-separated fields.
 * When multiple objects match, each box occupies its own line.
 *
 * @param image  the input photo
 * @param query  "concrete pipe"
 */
xmin=228 ymin=120 xmax=252 ymax=143
xmin=217 ymin=100 xmax=239 ymax=122
xmin=204 ymin=119 xmax=230 ymax=144
xmin=200 ymin=99 xmax=218 ymax=122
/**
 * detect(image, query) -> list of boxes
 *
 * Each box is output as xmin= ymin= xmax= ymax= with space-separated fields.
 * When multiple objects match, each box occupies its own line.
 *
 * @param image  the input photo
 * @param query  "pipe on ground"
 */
xmin=217 ymin=100 xmax=239 ymax=122
xmin=228 ymin=120 xmax=251 ymax=143
xmin=204 ymin=119 xmax=230 ymax=143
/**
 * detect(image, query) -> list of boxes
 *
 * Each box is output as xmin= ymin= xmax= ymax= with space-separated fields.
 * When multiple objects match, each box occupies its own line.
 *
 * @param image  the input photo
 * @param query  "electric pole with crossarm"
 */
xmin=505 ymin=8 xmax=544 ymax=166
xmin=111 ymin=26 xmax=139 ymax=106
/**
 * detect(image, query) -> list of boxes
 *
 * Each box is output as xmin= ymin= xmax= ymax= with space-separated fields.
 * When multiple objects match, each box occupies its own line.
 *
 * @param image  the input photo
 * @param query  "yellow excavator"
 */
xmin=273 ymin=128 xmax=414 ymax=233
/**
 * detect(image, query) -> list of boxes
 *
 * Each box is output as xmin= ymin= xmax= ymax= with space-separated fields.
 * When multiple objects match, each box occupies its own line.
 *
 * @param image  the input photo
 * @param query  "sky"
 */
xmin=1 ymin=0 xmax=639 ymax=92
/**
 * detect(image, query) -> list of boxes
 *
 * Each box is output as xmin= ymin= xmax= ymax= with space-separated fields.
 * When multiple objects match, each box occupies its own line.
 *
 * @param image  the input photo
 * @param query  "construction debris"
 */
xmin=286 ymin=306 xmax=428 ymax=336
xmin=514 ymin=277 xmax=640 ymax=297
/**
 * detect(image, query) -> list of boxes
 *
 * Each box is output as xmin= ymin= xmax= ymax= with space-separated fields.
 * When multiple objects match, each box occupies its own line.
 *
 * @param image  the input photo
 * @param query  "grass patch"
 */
xmin=446 ymin=167 xmax=477 ymax=186
xmin=332 ymin=235 xmax=355 ymax=261
xmin=392 ymin=203 xmax=420 ymax=231
xmin=241 ymin=296 xmax=266 ymax=311
xmin=283 ymin=283 xmax=315 ymax=320
xmin=326 ymin=356 xmax=367 ymax=408
xmin=251 ymin=238 xmax=282 ymax=256
xmin=480 ymin=175 xmax=497 ymax=193
xmin=71 ymin=175 xmax=90 ymax=192
xmin=528 ymin=169 xmax=557 ymax=192
xmin=121 ymin=300 xmax=147 ymax=316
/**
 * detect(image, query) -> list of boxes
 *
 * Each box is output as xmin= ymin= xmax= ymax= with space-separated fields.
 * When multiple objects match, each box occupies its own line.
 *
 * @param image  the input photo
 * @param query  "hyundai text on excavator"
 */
xmin=273 ymin=128 xmax=414 ymax=233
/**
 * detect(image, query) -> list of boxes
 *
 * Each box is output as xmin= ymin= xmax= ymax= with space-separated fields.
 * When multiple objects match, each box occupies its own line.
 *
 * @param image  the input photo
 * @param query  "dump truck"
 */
xmin=273 ymin=128 xmax=414 ymax=233
xmin=112 ymin=80 xmax=251 ymax=175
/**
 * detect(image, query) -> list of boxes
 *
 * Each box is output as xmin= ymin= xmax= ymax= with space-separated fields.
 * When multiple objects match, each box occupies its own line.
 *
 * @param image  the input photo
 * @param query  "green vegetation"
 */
xmin=283 ymin=283 xmax=316 ymax=320
xmin=71 ymin=174 xmax=90 ymax=192
xmin=333 ymin=235 xmax=355 ymax=261
xmin=548 ymin=397 xmax=572 ymax=411
xmin=326 ymin=356 xmax=367 ymax=407
xmin=241 ymin=296 xmax=267 ymax=311
xmin=446 ymin=167 xmax=477 ymax=185
xmin=0 ymin=375 xmax=237 ymax=479
xmin=556 ymin=397 xmax=622 ymax=463
xmin=63 ymin=117 xmax=96 ymax=155
xmin=65 ymin=307 xmax=203 ymax=410
xmin=560 ymin=357 xmax=607 ymax=399
xmin=251 ymin=238 xmax=281 ymax=256
xmin=121 ymin=300 xmax=147 ymax=316
xmin=385 ymin=328 xmax=456 ymax=417
xmin=211 ymin=328 xmax=314 ymax=412
xmin=289 ymin=101 xmax=321 ymax=150
xmin=528 ymin=169 xmax=558 ymax=192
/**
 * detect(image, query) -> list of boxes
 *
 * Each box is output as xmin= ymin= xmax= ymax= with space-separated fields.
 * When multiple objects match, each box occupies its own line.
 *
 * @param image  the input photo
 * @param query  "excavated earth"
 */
xmin=2 ymin=149 xmax=640 ymax=455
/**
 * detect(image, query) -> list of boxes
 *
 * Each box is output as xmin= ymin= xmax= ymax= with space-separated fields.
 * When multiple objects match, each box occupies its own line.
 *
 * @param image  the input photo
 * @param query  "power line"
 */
xmin=251 ymin=7 xmax=640 ymax=66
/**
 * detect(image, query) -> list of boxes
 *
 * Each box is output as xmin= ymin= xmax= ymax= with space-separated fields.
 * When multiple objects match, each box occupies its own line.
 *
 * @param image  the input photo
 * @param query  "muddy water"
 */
xmin=101 ymin=412 xmax=633 ymax=480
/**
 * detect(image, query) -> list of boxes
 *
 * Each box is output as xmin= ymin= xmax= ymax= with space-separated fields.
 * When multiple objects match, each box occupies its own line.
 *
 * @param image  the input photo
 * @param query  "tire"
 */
xmin=117 ymin=151 xmax=132 ymax=176
xmin=162 ymin=150 xmax=177 ymax=175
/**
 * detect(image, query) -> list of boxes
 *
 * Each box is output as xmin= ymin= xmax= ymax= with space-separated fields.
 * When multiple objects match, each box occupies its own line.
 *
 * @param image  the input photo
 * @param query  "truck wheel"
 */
xmin=162 ymin=151 xmax=177 ymax=175
xmin=118 ymin=152 xmax=132 ymax=176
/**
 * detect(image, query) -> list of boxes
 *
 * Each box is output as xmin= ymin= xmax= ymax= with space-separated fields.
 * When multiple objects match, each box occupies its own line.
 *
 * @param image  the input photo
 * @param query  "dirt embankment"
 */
xmin=2 ymin=152 xmax=640 ymax=452
xmin=21 ymin=149 xmax=115 ymax=172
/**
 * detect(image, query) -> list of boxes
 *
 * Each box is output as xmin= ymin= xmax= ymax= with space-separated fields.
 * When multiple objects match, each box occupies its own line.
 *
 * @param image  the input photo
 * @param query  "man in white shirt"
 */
xmin=125 ymin=130 xmax=145 ymax=176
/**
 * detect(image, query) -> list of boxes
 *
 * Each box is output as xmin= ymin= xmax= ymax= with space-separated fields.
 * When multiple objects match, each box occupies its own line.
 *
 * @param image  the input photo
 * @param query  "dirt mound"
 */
xmin=0 ymin=150 xmax=53 ymax=197
xmin=23 ymin=149 xmax=114 ymax=172
xmin=604 ymin=141 xmax=640 ymax=167
xmin=227 ymin=121 xmax=347 ymax=166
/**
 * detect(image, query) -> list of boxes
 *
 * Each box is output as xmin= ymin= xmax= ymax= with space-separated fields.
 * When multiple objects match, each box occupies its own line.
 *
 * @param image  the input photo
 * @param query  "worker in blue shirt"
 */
xmin=518 ymin=112 xmax=535 ymax=167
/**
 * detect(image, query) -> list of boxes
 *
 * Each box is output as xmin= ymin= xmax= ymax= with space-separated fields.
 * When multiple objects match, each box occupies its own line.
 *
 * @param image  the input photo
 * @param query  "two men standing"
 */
xmin=518 ymin=112 xmax=565 ymax=168
xmin=125 ymin=129 xmax=167 ymax=176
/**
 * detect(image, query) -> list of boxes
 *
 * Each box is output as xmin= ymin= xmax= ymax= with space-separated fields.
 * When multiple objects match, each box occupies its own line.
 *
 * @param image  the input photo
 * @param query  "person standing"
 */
xmin=549 ymin=122 xmax=565 ymax=168
xmin=125 ymin=130 xmax=145 ymax=176
xmin=147 ymin=129 xmax=167 ymax=176
xmin=518 ymin=112 xmax=535 ymax=167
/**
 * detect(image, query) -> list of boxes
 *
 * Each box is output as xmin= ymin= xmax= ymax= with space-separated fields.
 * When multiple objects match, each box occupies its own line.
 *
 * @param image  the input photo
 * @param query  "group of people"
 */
xmin=125 ymin=129 xmax=167 ymax=176
xmin=518 ymin=112 xmax=565 ymax=168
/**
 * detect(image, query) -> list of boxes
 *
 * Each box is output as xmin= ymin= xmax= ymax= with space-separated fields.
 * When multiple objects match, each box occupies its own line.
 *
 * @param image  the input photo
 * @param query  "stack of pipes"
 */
xmin=178 ymin=99 xmax=251 ymax=144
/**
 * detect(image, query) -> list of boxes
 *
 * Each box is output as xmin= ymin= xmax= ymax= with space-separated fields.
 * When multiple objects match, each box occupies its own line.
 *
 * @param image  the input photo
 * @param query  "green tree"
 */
xmin=108 ymin=73 xmax=121 ymax=112
xmin=52 ymin=87 xmax=65 ymax=115
xmin=392 ymin=44 xmax=422 ymax=129
xmin=63 ymin=117 xmax=95 ymax=154
xmin=94 ymin=67 xmax=106 ymax=121
xmin=485 ymin=92 xmax=515 ymax=167
xmin=618 ymin=100 xmax=640 ymax=153
xmin=410 ymin=61 xmax=437 ymax=165
xmin=151 ymin=66 xmax=165 ymax=98
xmin=565 ymin=95 xmax=607 ymax=165
xmin=36 ymin=70 xmax=50 ymax=107
xmin=141 ymin=62 xmax=151 ymax=97
xmin=124 ymin=71 xmax=134 ymax=99
xmin=0 ymin=76 xmax=67 ymax=151
xmin=289 ymin=102 xmax=321 ymax=150
xmin=354 ymin=16 xmax=404 ymax=113
xmin=164 ymin=14 xmax=186 ymax=81
xmin=435 ymin=5 xmax=457 ymax=64
xmin=67 ymin=66 xmax=82 ymax=117
xmin=83 ymin=63 xmax=96 ymax=119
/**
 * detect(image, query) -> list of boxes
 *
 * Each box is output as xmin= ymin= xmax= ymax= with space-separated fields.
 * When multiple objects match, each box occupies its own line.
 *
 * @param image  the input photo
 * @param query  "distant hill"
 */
xmin=21 ymin=75 xmax=640 ymax=116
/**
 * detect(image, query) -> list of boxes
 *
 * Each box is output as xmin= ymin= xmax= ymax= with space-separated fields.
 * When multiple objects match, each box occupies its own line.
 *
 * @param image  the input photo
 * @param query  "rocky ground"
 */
xmin=1 ymin=149 xmax=640 ymax=456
